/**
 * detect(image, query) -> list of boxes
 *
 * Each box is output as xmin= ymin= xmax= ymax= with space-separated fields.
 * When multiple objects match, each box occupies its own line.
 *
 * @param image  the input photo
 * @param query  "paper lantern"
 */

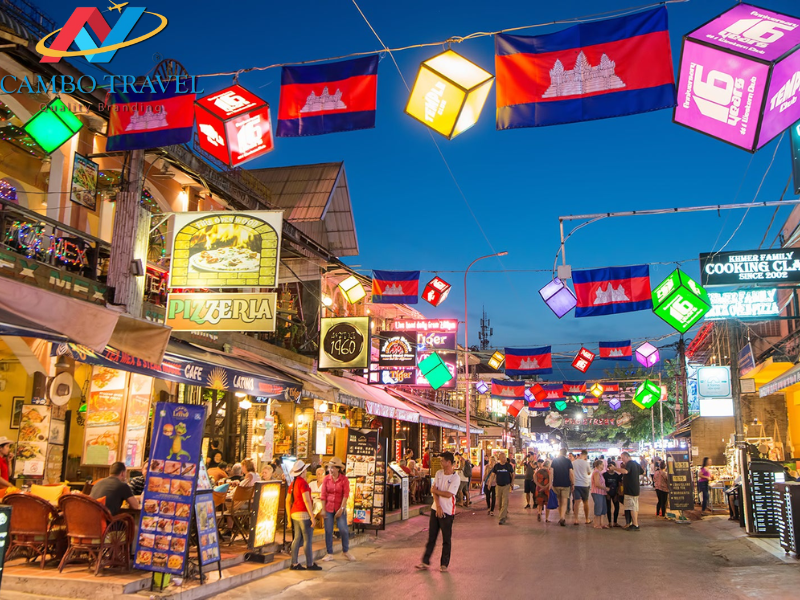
xmin=652 ymin=269 xmax=711 ymax=333
xmin=589 ymin=383 xmax=604 ymax=398
xmin=530 ymin=383 xmax=547 ymax=402
xmin=488 ymin=351 xmax=505 ymax=370
xmin=195 ymin=84 xmax=274 ymax=167
xmin=422 ymin=276 xmax=451 ymax=306
xmin=572 ymin=347 xmax=595 ymax=373
xmin=24 ymin=98 xmax=83 ymax=154
xmin=524 ymin=388 xmax=534 ymax=402
xmin=418 ymin=352 xmax=453 ymax=390
xmin=338 ymin=276 xmax=366 ymax=304
xmin=608 ymin=398 xmax=622 ymax=411
xmin=539 ymin=278 xmax=577 ymax=318
xmin=633 ymin=380 xmax=661 ymax=410
xmin=507 ymin=400 xmax=524 ymax=418
xmin=635 ymin=342 xmax=660 ymax=368
xmin=674 ymin=4 xmax=800 ymax=152
xmin=475 ymin=380 xmax=489 ymax=394
xmin=554 ymin=400 xmax=568 ymax=412
xmin=405 ymin=49 xmax=494 ymax=139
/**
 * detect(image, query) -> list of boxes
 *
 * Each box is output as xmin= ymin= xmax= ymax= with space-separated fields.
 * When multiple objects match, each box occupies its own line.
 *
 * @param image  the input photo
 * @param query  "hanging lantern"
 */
xmin=554 ymin=400 xmax=568 ymax=412
xmin=589 ymin=383 xmax=604 ymax=398
xmin=652 ymin=269 xmax=710 ymax=333
xmin=635 ymin=342 xmax=660 ymax=368
xmin=507 ymin=400 xmax=524 ymax=418
xmin=524 ymin=388 xmax=534 ymax=402
xmin=195 ymin=84 xmax=274 ymax=167
xmin=338 ymin=276 xmax=366 ymax=303
xmin=418 ymin=352 xmax=453 ymax=390
xmin=475 ymin=380 xmax=489 ymax=394
xmin=539 ymin=278 xmax=577 ymax=318
xmin=405 ymin=49 xmax=494 ymax=139
xmin=422 ymin=276 xmax=452 ymax=306
xmin=572 ymin=347 xmax=595 ymax=373
xmin=24 ymin=98 xmax=83 ymax=154
xmin=633 ymin=379 xmax=661 ymax=409
xmin=530 ymin=383 xmax=547 ymax=402
xmin=488 ymin=351 xmax=505 ymax=370
xmin=608 ymin=398 xmax=622 ymax=411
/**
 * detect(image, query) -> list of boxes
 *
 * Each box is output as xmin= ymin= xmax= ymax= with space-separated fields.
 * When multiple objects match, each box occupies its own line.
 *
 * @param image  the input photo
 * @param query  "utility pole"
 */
xmin=677 ymin=336 xmax=689 ymax=421
xmin=727 ymin=319 xmax=754 ymax=533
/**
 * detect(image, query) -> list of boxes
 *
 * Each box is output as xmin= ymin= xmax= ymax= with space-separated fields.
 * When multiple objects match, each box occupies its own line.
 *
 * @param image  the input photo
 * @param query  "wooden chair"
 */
xmin=57 ymin=494 xmax=134 ymax=575
xmin=3 ymin=492 xmax=66 ymax=569
xmin=222 ymin=485 xmax=253 ymax=545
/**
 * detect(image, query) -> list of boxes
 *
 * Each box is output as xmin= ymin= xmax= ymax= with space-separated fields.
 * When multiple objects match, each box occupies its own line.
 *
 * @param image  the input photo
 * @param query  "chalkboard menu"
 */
xmin=345 ymin=428 xmax=386 ymax=530
xmin=666 ymin=451 xmax=694 ymax=511
xmin=747 ymin=460 xmax=786 ymax=537
xmin=775 ymin=482 xmax=800 ymax=556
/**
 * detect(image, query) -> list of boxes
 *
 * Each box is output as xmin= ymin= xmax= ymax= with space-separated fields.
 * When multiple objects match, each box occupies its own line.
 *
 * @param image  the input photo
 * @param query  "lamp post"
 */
xmin=464 ymin=251 xmax=508 ymax=454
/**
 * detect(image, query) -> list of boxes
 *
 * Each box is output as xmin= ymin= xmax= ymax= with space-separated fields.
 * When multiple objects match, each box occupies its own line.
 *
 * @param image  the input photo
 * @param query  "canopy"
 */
xmin=759 ymin=363 xmax=800 ymax=397
xmin=386 ymin=388 xmax=483 ymax=434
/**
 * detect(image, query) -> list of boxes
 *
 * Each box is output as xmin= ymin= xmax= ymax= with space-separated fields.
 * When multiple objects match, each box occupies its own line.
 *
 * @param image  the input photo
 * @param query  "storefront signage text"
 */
xmin=166 ymin=293 xmax=277 ymax=332
xmin=700 ymin=250 xmax=800 ymax=285
xmin=707 ymin=288 xmax=780 ymax=319
xmin=0 ymin=249 xmax=106 ymax=304
xmin=391 ymin=318 xmax=458 ymax=332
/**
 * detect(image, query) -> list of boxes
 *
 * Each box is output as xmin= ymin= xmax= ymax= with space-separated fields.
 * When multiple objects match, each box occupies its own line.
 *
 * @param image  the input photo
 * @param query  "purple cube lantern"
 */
xmin=674 ymin=3 xmax=800 ymax=152
xmin=608 ymin=398 xmax=622 ymax=411
xmin=475 ymin=380 xmax=489 ymax=394
xmin=539 ymin=278 xmax=577 ymax=318
xmin=635 ymin=342 xmax=660 ymax=368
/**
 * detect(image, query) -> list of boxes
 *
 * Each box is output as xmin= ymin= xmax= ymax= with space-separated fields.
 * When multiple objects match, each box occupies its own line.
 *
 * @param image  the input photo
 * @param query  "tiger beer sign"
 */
xmin=166 ymin=292 xmax=277 ymax=332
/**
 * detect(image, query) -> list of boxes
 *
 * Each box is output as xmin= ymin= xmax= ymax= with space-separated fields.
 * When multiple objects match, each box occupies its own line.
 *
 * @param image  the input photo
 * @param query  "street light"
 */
xmin=464 ymin=251 xmax=508 ymax=453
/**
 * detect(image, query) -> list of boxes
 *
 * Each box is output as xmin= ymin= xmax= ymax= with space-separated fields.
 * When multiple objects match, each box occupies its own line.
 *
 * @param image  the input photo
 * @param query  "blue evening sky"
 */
xmin=36 ymin=0 xmax=800 ymax=371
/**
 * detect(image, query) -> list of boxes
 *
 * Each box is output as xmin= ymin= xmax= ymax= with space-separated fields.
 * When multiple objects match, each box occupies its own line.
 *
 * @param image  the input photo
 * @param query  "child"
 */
xmin=591 ymin=459 xmax=610 ymax=529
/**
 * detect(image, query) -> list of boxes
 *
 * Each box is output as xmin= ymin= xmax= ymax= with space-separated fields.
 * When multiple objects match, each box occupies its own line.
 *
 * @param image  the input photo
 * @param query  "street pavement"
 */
xmin=224 ymin=489 xmax=800 ymax=599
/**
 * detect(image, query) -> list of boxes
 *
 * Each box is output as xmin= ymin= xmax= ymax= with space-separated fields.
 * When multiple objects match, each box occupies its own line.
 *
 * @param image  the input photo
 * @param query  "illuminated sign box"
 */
xmin=700 ymin=249 xmax=800 ymax=286
xmin=674 ymin=4 xmax=800 ymax=152
xmin=697 ymin=366 xmax=732 ymax=399
xmin=24 ymin=98 xmax=83 ymax=154
xmin=652 ymin=269 xmax=710 ymax=333
xmin=249 ymin=480 xmax=281 ymax=549
xmin=699 ymin=397 xmax=734 ymax=417
xmin=319 ymin=317 xmax=370 ymax=370
xmin=378 ymin=332 xmax=417 ymax=367
xmin=166 ymin=292 xmax=277 ymax=332
xmin=707 ymin=288 xmax=780 ymax=319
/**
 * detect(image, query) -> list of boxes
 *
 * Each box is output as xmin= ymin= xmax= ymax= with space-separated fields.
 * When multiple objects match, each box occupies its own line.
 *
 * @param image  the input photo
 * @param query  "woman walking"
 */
xmin=484 ymin=456 xmax=497 ymax=516
xmin=654 ymin=462 xmax=670 ymax=517
xmin=287 ymin=460 xmax=322 ymax=571
xmin=591 ymin=459 xmax=610 ymax=529
xmin=534 ymin=459 xmax=552 ymax=522
xmin=698 ymin=457 xmax=713 ymax=513
xmin=321 ymin=457 xmax=355 ymax=562
xmin=603 ymin=461 xmax=622 ymax=527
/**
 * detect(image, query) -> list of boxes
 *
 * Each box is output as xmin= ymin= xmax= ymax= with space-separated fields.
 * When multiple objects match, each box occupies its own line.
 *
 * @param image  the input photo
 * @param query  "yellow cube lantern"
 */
xmin=405 ymin=50 xmax=494 ymax=139
xmin=590 ymin=383 xmax=604 ymax=398
xmin=338 ymin=276 xmax=366 ymax=304
xmin=488 ymin=350 xmax=505 ymax=370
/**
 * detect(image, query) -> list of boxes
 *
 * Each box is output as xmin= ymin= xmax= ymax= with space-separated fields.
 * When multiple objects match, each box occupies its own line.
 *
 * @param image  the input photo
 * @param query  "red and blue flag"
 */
xmin=495 ymin=7 xmax=675 ymax=129
xmin=573 ymin=265 xmax=652 ymax=318
xmin=542 ymin=383 xmax=564 ymax=400
xmin=563 ymin=381 xmax=586 ymax=395
xmin=107 ymin=81 xmax=194 ymax=151
xmin=599 ymin=340 xmax=633 ymax=361
xmin=505 ymin=346 xmax=552 ymax=376
xmin=491 ymin=380 xmax=526 ymax=402
xmin=528 ymin=400 xmax=551 ymax=412
xmin=277 ymin=55 xmax=378 ymax=137
xmin=371 ymin=270 xmax=419 ymax=304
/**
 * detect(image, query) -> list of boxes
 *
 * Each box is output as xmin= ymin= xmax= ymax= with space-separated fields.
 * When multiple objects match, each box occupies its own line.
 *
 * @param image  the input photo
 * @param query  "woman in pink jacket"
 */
xmin=321 ymin=457 xmax=355 ymax=562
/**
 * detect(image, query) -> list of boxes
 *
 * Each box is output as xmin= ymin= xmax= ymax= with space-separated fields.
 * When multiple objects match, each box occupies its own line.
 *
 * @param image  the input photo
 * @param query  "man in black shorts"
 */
xmin=523 ymin=453 xmax=536 ymax=509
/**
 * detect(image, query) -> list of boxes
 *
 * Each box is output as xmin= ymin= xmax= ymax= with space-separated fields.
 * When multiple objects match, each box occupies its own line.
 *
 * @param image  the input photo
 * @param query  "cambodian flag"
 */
xmin=505 ymin=346 xmax=552 ymax=376
xmin=528 ymin=400 xmax=551 ymax=412
xmin=495 ymin=7 xmax=675 ymax=129
xmin=573 ymin=265 xmax=652 ymax=317
xmin=542 ymin=383 xmax=564 ymax=400
xmin=371 ymin=270 xmax=420 ymax=304
xmin=598 ymin=340 xmax=633 ymax=360
xmin=491 ymin=380 xmax=526 ymax=401
xmin=107 ymin=81 xmax=195 ymax=151
xmin=277 ymin=55 xmax=378 ymax=137
xmin=563 ymin=381 xmax=586 ymax=395
xmin=582 ymin=395 xmax=599 ymax=406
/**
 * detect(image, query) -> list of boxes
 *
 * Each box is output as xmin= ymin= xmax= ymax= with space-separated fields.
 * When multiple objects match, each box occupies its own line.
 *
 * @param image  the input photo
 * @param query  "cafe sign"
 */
xmin=319 ymin=317 xmax=370 ymax=370
xmin=699 ymin=250 xmax=800 ymax=286
xmin=166 ymin=292 xmax=277 ymax=332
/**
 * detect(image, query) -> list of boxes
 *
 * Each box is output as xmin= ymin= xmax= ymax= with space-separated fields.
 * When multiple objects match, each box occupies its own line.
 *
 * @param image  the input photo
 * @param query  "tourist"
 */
xmin=207 ymin=448 xmax=223 ymax=469
xmin=89 ymin=461 xmax=140 ymax=515
xmin=492 ymin=452 xmax=515 ymax=525
xmin=288 ymin=460 xmax=321 ymax=571
xmin=422 ymin=447 xmax=431 ymax=470
xmin=399 ymin=459 xmax=412 ymax=475
xmin=228 ymin=463 xmax=243 ymax=482
xmin=617 ymin=452 xmax=642 ymax=531
xmin=639 ymin=455 xmax=649 ymax=487
xmin=603 ymin=461 xmax=622 ymax=527
xmin=698 ymin=457 xmax=713 ymax=513
xmin=484 ymin=456 xmax=497 ymax=516
xmin=208 ymin=461 xmax=227 ymax=484
xmin=572 ymin=450 xmax=592 ymax=525
xmin=240 ymin=459 xmax=261 ymax=488
xmin=408 ymin=459 xmax=420 ymax=477
xmin=128 ymin=460 xmax=148 ymax=496
xmin=416 ymin=451 xmax=460 ymax=572
xmin=551 ymin=448 xmax=574 ymax=526
xmin=321 ymin=457 xmax=354 ymax=562
xmin=654 ymin=460 xmax=669 ymax=517
xmin=523 ymin=453 xmax=536 ymax=509
xmin=534 ymin=458 xmax=552 ymax=522
xmin=261 ymin=463 xmax=275 ymax=481
xmin=404 ymin=447 xmax=414 ymax=462
xmin=0 ymin=437 xmax=13 ymax=489
xmin=591 ymin=459 xmax=610 ymax=529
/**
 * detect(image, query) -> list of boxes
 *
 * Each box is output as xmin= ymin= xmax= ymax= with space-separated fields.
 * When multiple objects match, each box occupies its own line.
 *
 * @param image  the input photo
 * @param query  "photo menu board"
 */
xmin=14 ymin=405 xmax=51 ymax=479
xmin=83 ymin=366 xmax=127 ymax=466
xmin=345 ymin=428 xmax=384 ymax=529
xmin=747 ymin=460 xmax=786 ymax=537
xmin=194 ymin=491 xmax=221 ymax=566
xmin=122 ymin=374 xmax=153 ymax=469
xmin=371 ymin=437 xmax=387 ymax=530
xmin=134 ymin=403 xmax=205 ymax=576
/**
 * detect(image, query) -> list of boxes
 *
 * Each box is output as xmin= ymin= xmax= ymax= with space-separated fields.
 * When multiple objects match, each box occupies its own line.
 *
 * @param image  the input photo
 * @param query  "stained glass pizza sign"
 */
xmin=169 ymin=211 xmax=283 ymax=289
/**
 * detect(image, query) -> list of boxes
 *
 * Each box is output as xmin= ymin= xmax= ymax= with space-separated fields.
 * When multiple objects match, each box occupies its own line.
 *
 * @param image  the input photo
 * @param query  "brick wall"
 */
xmin=690 ymin=417 xmax=734 ymax=465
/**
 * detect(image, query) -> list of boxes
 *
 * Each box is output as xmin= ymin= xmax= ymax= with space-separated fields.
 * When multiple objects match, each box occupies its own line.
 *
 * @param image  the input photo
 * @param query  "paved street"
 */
xmin=224 ymin=489 xmax=800 ymax=600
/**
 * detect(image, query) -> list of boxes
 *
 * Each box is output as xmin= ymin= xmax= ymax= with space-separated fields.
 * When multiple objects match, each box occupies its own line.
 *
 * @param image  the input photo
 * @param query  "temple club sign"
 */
xmin=707 ymin=289 xmax=780 ymax=319
xmin=699 ymin=250 xmax=800 ymax=285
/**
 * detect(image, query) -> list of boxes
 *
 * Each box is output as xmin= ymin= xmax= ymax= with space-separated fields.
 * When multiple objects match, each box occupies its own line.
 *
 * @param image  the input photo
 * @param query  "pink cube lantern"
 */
xmin=635 ymin=342 xmax=660 ymax=368
xmin=539 ymin=278 xmax=577 ymax=318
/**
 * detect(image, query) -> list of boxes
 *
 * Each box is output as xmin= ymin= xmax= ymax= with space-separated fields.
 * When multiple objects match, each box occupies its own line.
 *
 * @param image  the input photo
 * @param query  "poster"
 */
xmin=344 ymin=428 xmax=385 ymax=529
xmin=666 ymin=451 xmax=694 ymax=511
xmin=122 ymin=374 xmax=153 ymax=469
xmin=69 ymin=153 xmax=98 ymax=211
xmin=14 ymin=405 xmax=51 ymax=478
xmin=296 ymin=421 xmax=310 ymax=459
xmin=169 ymin=211 xmax=283 ymax=289
xmin=83 ymin=366 xmax=128 ymax=466
xmin=194 ymin=491 xmax=221 ymax=566
xmin=249 ymin=481 xmax=281 ymax=550
xmin=319 ymin=317 xmax=370 ymax=370
xmin=166 ymin=292 xmax=278 ymax=332
xmin=378 ymin=332 xmax=417 ymax=367
xmin=134 ymin=403 xmax=205 ymax=576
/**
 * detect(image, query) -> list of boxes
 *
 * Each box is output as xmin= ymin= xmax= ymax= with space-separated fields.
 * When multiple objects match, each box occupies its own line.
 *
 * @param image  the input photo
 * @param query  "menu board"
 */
xmin=776 ymin=483 xmax=800 ymax=556
xmin=194 ymin=491 xmax=221 ymax=566
xmin=390 ymin=463 xmax=409 ymax=521
xmin=249 ymin=481 xmax=281 ymax=550
xmin=666 ymin=451 xmax=694 ymax=511
xmin=345 ymin=428 xmax=380 ymax=528
xmin=134 ymin=403 xmax=205 ymax=576
xmin=747 ymin=460 xmax=786 ymax=537
xmin=83 ymin=366 xmax=128 ymax=466
xmin=371 ymin=437 xmax=387 ymax=530
xmin=122 ymin=374 xmax=153 ymax=469
xmin=14 ymin=405 xmax=51 ymax=478
xmin=296 ymin=421 xmax=310 ymax=459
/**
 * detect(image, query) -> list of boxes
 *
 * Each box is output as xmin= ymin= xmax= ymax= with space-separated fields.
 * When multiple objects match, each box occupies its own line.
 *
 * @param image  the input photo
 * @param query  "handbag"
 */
xmin=547 ymin=489 xmax=558 ymax=510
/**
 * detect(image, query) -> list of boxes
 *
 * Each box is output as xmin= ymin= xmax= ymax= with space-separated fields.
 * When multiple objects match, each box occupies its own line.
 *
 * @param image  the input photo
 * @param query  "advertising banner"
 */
xmin=82 ymin=367 xmax=127 ymax=467
xmin=700 ymin=249 xmax=800 ymax=285
xmin=249 ymin=481 xmax=281 ymax=549
xmin=14 ymin=405 xmax=51 ymax=478
xmin=169 ymin=211 xmax=282 ymax=289
xmin=697 ymin=366 xmax=732 ymax=398
xmin=666 ymin=450 xmax=694 ymax=511
xmin=368 ymin=368 xmax=417 ymax=386
xmin=319 ymin=317 xmax=370 ymax=370
xmin=134 ymin=403 xmax=205 ymax=576
xmin=793 ymin=120 xmax=800 ymax=195
xmin=378 ymin=332 xmax=417 ymax=367
xmin=69 ymin=153 xmax=98 ymax=211
xmin=194 ymin=490 xmax=221 ymax=566
xmin=415 ymin=351 xmax=457 ymax=389
xmin=122 ymin=373 xmax=153 ymax=469
xmin=166 ymin=292 xmax=277 ymax=332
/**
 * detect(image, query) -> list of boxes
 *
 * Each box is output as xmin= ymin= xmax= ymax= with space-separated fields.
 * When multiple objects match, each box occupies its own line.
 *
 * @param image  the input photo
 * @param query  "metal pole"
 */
xmin=559 ymin=219 xmax=567 ymax=267
xmin=558 ymin=198 xmax=800 ymax=222
xmin=678 ymin=336 xmax=689 ymax=422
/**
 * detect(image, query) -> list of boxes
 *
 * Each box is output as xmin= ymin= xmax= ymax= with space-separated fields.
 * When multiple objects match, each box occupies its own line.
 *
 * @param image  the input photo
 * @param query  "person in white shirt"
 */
xmin=416 ymin=451 xmax=460 ymax=573
xmin=571 ymin=450 xmax=593 ymax=525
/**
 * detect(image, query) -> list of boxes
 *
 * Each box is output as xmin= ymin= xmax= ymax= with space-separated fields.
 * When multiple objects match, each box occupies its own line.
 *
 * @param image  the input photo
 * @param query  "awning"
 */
xmin=316 ymin=373 xmax=367 ymax=409
xmin=228 ymin=347 xmax=335 ymax=402
xmin=0 ymin=278 xmax=170 ymax=364
xmin=747 ymin=357 xmax=794 ymax=390
xmin=360 ymin=384 xmax=420 ymax=423
xmin=760 ymin=363 xmax=800 ymax=397
xmin=385 ymin=388 xmax=483 ymax=434
xmin=0 ymin=307 xmax=68 ymax=342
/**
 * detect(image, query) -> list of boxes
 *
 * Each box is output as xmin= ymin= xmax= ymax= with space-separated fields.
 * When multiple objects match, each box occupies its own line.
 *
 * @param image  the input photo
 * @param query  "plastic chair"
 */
xmin=3 ymin=492 xmax=66 ymax=569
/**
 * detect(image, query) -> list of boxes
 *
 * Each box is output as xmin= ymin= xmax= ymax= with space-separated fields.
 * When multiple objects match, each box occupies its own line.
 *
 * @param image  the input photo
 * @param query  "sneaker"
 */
xmin=343 ymin=552 xmax=356 ymax=562
xmin=306 ymin=563 xmax=323 ymax=571
xmin=628 ymin=525 xmax=640 ymax=531
xmin=559 ymin=519 xmax=566 ymax=526
xmin=322 ymin=554 xmax=334 ymax=562
xmin=524 ymin=504 xmax=530 ymax=509
xmin=290 ymin=564 xmax=305 ymax=571
xmin=440 ymin=566 xmax=448 ymax=572
xmin=415 ymin=563 xmax=429 ymax=570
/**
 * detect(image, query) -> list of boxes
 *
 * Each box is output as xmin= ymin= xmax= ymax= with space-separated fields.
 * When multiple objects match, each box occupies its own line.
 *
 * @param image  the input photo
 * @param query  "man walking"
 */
xmin=417 ymin=451 xmax=461 ymax=572
xmin=523 ymin=453 xmax=536 ymax=509
xmin=551 ymin=448 xmax=574 ymax=526
xmin=492 ymin=452 xmax=515 ymax=525
xmin=618 ymin=452 xmax=642 ymax=531
xmin=571 ymin=450 xmax=592 ymax=525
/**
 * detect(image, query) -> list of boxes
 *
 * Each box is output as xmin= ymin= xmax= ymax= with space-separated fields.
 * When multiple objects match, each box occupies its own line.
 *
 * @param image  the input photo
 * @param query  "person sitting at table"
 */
xmin=207 ymin=449 xmax=223 ymax=470
xmin=261 ymin=464 xmax=275 ymax=481
xmin=90 ymin=461 xmax=140 ymax=515
xmin=128 ymin=460 xmax=148 ymax=496
xmin=240 ymin=459 xmax=260 ymax=488
xmin=229 ymin=463 xmax=243 ymax=482
xmin=208 ymin=461 xmax=228 ymax=484
xmin=408 ymin=459 xmax=420 ymax=477
xmin=399 ymin=459 xmax=412 ymax=475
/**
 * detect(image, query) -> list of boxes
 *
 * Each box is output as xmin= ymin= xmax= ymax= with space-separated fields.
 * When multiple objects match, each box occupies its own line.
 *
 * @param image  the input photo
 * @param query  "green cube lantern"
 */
xmin=554 ymin=400 xmax=568 ymax=412
xmin=418 ymin=352 xmax=453 ymax=390
xmin=633 ymin=379 xmax=661 ymax=410
xmin=651 ymin=269 xmax=710 ymax=333
xmin=23 ymin=98 xmax=83 ymax=154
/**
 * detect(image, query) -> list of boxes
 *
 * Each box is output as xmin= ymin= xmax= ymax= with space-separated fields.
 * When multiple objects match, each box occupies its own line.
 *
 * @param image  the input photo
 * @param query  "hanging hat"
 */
xmin=327 ymin=457 xmax=345 ymax=470
xmin=289 ymin=460 xmax=309 ymax=477
xmin=0 ymin=437 xmax=12 ymax=447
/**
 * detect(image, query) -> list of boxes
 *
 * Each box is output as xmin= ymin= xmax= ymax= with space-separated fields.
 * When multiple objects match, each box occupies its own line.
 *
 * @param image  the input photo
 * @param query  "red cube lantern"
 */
xmin=422 ymin=276 xmax=451 ymax=306
xmin=195 ymin=85 xmax=274 ymax=167
xmin=530 ymin=383 xmax=547 ymax=402
xmin=572 ymin=347 xmax=595 ymax=373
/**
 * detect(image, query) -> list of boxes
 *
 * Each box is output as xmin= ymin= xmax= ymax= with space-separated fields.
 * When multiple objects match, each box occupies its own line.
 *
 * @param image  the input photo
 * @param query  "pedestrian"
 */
xmin=321 ymin=457 xmax=355 ymax=562
xmin=491 ymin=452 xmax=515 ymax=525
xmin=523 ymin=453 xmax=537 ymax=509
xmin=639 ymin=455 xmax=649 ymax=487
xmin=416 ymin=451 xmax=461 ymax=573
xmin=287 ymin=460 xmax=322 ymax=571
xmin=457 ymin=453 xmax=472 ymax=506
xmin=534 ymin=459 xmax=552 ymax=522
xmin=591 ymin=459 xmax=610 ymax=529
xmin=484 ymin=456 xmax=497 ymax=516
xmin=617 ymin=452 xmax=642 ymax=531
xmin=603 ymin=461 xmax=622 ymax=527
xmin=571 ymin=450 xmax=592 ymax=525
xmin=698 ymin=457 xmax=713 ymax=513
xmin=654 ymin=461 xmax=669 ymax=517
xmin=551 ymin=447 xmax=574 ymax=526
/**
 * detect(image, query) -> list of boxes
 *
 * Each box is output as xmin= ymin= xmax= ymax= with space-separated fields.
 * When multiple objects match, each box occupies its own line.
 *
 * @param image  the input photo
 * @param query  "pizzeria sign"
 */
xmin=166 ymin=292 xmax=277 ymax=332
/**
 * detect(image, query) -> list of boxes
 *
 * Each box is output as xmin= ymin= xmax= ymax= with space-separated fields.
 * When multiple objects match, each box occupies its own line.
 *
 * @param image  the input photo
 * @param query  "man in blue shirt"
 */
xmin=491 ymin=453 xmax=515 ymax=525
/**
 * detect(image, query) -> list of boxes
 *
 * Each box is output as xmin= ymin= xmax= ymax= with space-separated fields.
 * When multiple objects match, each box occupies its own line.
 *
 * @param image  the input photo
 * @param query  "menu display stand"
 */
xmin=775 ymin=482 xmax=800 ymax=556
xmin=0 ymin=506 xmax=11 ymax=590
xmin=246 ymin=480 xmax=281 ymax=563
xmin=345 ymin=429 xmax=386 ymax=532
xmin=666 ymin=451 xmax=694 ymax=522
xmin=746 ymin=460 xmax=786 ymax=537
xmin=389 ymin=464 xmax=409 ymax=521
xmin=184 ymin=490 xmax=222 ymax=583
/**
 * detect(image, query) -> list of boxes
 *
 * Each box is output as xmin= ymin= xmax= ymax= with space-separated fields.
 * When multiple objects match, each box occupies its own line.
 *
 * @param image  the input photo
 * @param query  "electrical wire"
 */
xmin=757 ymin=175 xmax=792 ymax=249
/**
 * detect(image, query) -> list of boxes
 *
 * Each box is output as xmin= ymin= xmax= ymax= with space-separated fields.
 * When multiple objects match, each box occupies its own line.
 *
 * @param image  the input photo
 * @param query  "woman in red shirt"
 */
xmin=320 ymin=457 xmax=354 ymax=562
xmin=0 ymin=437 xmax=14 ymax=489
xmin=288 ymin=460 xmax=321 ymax=571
